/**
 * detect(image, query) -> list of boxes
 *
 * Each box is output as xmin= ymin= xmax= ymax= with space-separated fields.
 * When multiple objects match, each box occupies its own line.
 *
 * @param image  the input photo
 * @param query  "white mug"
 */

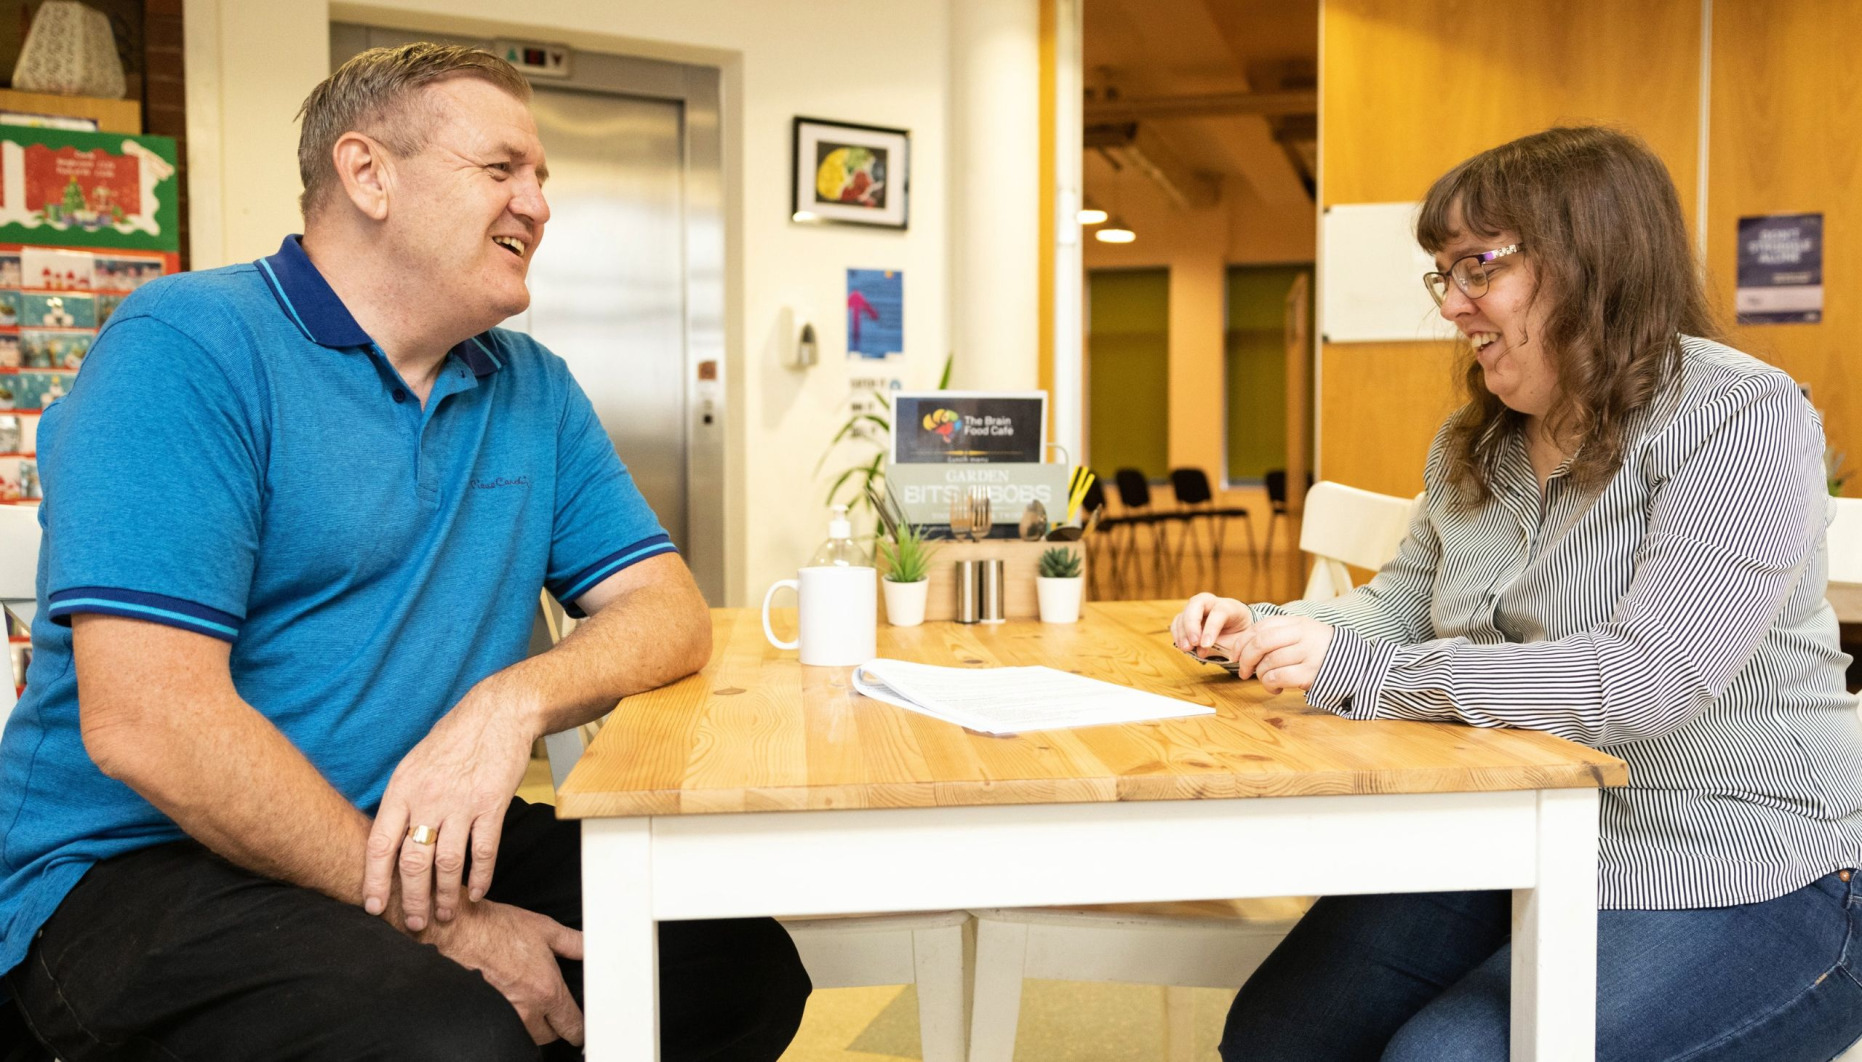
xmin=762 ymin=565 xmax=877 ymax=666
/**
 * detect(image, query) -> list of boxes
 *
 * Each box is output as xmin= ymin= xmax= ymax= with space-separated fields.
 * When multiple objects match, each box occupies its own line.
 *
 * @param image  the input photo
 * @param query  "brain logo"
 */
xmin=922 ymin=408 xmax=962 ymax=442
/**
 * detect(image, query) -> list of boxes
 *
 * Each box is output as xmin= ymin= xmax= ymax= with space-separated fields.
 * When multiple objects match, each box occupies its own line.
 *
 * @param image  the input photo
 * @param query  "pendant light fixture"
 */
xmin=1093 ymin=177 xmax=1134 ymax=243
xmin=1095 ymin=216 xmax=1135 ymax=243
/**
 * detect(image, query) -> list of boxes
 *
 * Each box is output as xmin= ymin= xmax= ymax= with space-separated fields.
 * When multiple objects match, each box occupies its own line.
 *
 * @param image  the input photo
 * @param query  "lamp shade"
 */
xmin=12 ymin=2 xmax=127 ymax=100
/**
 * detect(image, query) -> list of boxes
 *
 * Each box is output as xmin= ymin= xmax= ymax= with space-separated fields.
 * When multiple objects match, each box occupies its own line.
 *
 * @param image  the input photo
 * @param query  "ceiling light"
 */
xmin=1095 ymin=217 xmax=1135 ymax=243
xmin=1077 ymin=207 xmax=1108 ymax=225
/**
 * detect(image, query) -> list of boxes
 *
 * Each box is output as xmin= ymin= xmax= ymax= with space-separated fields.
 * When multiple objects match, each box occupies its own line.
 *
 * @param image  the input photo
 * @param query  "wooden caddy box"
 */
xmin=878 ymin=539 xmax=1088 ymax=623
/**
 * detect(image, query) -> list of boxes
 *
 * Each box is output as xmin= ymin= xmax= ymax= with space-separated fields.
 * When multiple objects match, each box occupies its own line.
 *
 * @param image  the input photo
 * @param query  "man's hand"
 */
xmin=1171 ymin=593 xmax=1255 ymax=661
xmin=427 ymin=898 xmax=585 ymax=1046
xmin=363 ymin=676 xmax=537 ymax=931
xmin=1230 ymin=615 xmax=1336 ymax=694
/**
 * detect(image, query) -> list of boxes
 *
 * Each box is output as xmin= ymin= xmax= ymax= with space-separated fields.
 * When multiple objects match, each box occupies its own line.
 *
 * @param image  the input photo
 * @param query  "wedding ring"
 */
xmin=406 ymin=824 xmax=438 ymax=845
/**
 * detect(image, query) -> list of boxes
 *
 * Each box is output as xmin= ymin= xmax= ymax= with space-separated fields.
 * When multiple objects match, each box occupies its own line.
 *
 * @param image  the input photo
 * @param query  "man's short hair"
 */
xmin=295 ymin=42 xmax=532 ymax=217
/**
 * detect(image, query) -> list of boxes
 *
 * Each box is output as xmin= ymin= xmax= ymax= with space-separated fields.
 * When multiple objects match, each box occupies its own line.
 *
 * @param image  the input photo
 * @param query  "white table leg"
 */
xmin=969 ymin=917 xmax=1030 ymax=1062
xmin=1510 ymin=788 xmax=1599 ymax=1061
xmin=583 ymin=817 xmax=658 ymax=1061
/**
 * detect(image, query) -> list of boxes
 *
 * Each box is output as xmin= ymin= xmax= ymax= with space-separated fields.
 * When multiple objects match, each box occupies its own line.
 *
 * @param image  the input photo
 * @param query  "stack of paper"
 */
xmin=852 ymin=658 xmax=1215 ymax=735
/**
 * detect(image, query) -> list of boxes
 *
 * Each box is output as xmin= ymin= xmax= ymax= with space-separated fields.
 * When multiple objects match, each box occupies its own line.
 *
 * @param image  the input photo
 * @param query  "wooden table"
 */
xmin=558 ymin=601 xmax=1627 ymax=1060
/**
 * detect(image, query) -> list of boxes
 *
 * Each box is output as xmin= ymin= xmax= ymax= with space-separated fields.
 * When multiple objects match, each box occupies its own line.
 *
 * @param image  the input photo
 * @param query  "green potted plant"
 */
xmin=877 ymin=521 xmax=939 ymax=627
xmin=1036 ymin=546 xmax=1084 ymax=624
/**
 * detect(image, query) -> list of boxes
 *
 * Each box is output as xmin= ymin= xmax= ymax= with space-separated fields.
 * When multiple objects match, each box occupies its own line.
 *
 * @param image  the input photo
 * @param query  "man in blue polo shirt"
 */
xmin=0 ymin=43 xmax=808 ymax=1060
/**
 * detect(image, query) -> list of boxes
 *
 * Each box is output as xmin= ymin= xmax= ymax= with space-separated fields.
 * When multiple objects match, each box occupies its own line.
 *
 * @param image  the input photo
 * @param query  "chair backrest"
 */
xmin=1298 ymin=481 xmax=1419 ymax=600
xmin=1263 ymin=470 xmax=1287 ymax=512
xmin=536 ymin=592 xmax=596 ymax=790
xmin=1168 ymin=468 xmax=1214 ymax=507
xmin=1112 ymin=468 xmax=1152 ymax=510
xmin=0 ymin=504 xmax=39 ymax=605
xmin=1080 ymin=475 xmax=1107 ymax=516
xmin=1 ymin=504 xmax=42 ymax=721
xmin=1828 ymin=497 xmax=1862 ymax=586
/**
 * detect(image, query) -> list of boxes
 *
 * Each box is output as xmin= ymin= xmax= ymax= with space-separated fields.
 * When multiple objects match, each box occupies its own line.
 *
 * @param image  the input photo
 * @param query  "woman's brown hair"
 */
xmin=1415 ymin=126 xmax=1717 ymax=505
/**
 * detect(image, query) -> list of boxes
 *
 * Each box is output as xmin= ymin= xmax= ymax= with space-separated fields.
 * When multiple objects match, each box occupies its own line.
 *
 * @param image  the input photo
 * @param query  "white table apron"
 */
xmin=580 ymin=786 xmax=1601 ymax=1062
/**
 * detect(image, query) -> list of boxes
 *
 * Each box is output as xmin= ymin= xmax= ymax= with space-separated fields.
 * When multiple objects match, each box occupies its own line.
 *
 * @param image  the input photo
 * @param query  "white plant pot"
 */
xmin=1036 ymin=576 xmax=1084 ymax=624
xmin=882 ymin=578 xmax=929 ymax=627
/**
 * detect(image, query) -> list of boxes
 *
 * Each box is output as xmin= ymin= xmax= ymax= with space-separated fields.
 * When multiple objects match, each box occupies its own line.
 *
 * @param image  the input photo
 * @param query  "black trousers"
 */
xmin=4 ymin=799 xmax=811 ymax=1061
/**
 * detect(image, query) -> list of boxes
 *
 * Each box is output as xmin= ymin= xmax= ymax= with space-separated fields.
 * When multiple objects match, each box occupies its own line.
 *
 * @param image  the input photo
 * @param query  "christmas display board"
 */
xmin=0 ymin=128 xmax=180 ymax=505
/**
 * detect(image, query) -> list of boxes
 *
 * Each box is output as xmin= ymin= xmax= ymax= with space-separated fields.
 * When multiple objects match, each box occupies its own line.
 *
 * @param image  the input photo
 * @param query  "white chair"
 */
xmin=1827 ymin=497 xmax=1862 ymax=587
xmin=533 ymin=594 xmax=976 ymax=1062
xmin=1824 ymin=498 xmax=1862 ymax=636
xmin=1298 ymin=480 xmax=1422 ymax=600
xmin=0 ymin=504 xmax=41 ymax=723
xmin=968 ymin=481 xmax=1421 ymax=1061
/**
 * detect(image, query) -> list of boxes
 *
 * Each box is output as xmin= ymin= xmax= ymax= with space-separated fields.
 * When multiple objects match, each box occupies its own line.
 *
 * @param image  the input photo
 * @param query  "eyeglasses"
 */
xmin=1423 ymin=244 xmax=1525 ymax=307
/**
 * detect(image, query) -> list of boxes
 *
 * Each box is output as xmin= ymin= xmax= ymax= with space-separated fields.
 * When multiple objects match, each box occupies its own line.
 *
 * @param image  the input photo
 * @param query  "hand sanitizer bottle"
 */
xmin=807 ymin=504 xmax=872 ymax=568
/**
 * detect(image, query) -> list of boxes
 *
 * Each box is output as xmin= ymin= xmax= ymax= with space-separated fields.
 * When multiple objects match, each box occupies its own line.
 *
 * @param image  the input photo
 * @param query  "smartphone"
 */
xmin=1181 ymin=646 xmax=1241 ymax=674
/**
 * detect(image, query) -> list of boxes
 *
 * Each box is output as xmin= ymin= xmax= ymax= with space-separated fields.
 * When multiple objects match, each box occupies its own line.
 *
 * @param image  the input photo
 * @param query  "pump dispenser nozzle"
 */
xmin=809 ymin=504 xmax=872 ymax=568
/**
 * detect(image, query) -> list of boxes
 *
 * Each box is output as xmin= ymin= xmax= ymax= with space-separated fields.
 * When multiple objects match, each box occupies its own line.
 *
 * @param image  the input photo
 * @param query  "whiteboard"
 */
xmin=1320 ymin=201 xmax=1458 ymax=344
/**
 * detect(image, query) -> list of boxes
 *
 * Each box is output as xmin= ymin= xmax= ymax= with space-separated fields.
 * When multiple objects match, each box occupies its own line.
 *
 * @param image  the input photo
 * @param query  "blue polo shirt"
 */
xmin=0 ymin=235 xmax=676 ymax=980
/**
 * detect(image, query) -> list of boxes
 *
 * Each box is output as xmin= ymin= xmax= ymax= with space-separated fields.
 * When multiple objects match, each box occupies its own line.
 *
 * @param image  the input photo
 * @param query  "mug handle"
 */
xmin=762 ymin=579 xmax=801 ymax=650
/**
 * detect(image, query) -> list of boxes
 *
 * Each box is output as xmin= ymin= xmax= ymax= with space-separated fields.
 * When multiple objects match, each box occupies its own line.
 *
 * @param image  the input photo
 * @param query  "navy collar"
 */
xmin=256 ymin=235 xmax=502 ymax=377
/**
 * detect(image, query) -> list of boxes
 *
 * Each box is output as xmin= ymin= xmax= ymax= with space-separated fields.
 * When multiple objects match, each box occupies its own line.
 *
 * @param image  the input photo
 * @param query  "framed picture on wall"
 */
xmin=791 ymin=117 xmax=909 ymax=230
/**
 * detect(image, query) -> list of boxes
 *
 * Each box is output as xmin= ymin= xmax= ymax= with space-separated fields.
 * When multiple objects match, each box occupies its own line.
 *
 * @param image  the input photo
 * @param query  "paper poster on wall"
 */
xmin=846 ymin=268 xmax=903 ymax=359
xmin=0 ymin=128 xmax=180 ymax=252
xmin=1737 ymin=213 xmax=1823 ymax=324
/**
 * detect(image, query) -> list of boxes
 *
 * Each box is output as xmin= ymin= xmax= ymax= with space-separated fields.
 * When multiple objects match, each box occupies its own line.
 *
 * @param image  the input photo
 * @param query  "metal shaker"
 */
xmin=979 ymin=558 xmax=1006 ymax=624
xmin=955 ymin=559 xmax=981 ymax=623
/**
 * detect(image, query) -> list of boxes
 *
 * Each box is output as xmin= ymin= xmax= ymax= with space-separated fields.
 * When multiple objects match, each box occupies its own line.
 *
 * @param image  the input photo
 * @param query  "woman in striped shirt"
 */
xmin=1176 ymin=126 xmax=1862 ymax=1061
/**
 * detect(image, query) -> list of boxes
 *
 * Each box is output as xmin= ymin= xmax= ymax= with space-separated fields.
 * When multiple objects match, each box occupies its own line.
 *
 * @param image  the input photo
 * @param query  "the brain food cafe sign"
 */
xmin=887 ymin=391 xmax=1067 ymax=528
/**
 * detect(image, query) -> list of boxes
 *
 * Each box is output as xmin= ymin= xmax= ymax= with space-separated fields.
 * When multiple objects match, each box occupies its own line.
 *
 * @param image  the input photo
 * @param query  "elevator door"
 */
xmin=330 ymin=23 xmax=724 ymax=602
xmin=513 ymin=87 xmax=690 ymax=558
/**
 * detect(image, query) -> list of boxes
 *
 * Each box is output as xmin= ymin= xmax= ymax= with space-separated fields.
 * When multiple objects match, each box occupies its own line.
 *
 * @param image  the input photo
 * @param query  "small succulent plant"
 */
xmin=1038 ymin=546 xmax=1082 ymax=579
xmin=878 ymin=521 xmax=939 ymax=582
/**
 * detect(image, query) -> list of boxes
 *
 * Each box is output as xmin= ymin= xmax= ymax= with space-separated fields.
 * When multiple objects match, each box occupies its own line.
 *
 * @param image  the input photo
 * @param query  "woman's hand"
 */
xmin=1231 ymin=616 xmax=1336 ymax=694
xmin=1171 ymin=593 xmax=1254 ymax=660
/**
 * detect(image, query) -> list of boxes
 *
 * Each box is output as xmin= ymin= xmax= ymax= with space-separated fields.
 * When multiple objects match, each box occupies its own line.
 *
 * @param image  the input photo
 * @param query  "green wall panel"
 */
xmin=1225 ymin=265 xmax=1311 ymax=483
xmin=1087 ymin=268 xmax=1170 ymax=480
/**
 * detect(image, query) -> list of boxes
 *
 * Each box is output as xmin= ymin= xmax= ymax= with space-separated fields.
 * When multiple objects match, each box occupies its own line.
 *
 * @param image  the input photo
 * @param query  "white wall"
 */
xmin=949 ymin=0 xmax=1039 ymax=393
xmin=184 ymin=0 xmax=1030 ymax=606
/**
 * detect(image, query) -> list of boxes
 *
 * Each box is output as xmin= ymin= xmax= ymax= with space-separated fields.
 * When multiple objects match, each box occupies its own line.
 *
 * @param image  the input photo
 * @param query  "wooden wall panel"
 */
xmin=1707 ymin=0 xmax=1862 ymax=492
xmin=1318 ymin=0 xmax=1703 ymax=495
xmin=1318 ymin=340 xmax=1460 ymax=496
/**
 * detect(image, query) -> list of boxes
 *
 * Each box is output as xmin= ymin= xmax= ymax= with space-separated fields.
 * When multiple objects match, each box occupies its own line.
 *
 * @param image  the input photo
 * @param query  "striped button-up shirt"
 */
xmin=1266 ymin=336 xmax=1862 ymax=909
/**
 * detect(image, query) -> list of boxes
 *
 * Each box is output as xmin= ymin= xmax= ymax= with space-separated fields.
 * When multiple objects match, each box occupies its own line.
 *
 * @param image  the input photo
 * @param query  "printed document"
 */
xmin=852 ymin=658 xmax=1215 ymax=735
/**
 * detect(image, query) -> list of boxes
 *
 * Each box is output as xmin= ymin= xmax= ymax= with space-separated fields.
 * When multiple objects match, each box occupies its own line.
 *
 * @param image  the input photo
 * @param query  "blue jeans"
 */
xmin=1219 ymin=870 xmax=1862 ymax=1062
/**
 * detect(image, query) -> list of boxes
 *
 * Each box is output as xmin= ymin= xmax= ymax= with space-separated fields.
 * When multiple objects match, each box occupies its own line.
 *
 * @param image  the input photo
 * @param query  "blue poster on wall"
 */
xmin=846 ymin=268 xmax=903 ymax=358
xmin=1737 ymin=213 xmax=1822 ymax=324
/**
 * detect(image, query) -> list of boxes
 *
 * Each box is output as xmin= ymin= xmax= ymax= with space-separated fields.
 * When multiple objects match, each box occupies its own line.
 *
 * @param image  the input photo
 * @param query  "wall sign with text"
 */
xmin=890 ymin=391 xmax=1047 ymax=465
xmin=1737 ymin=213 xmax=1822 ymax=325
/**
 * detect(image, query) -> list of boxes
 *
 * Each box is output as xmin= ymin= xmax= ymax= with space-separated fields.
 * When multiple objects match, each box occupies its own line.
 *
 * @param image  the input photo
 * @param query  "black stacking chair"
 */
xmin=1076 ymin=476 xmax=1118 ymax=598
xmin=1263 ymin=469 xmax=1313 ymax=556
xmin=1168 ymin=468 xmax=1259 ymax=581
xmin=1109 ymin=468 xmax=1180 ymax=596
